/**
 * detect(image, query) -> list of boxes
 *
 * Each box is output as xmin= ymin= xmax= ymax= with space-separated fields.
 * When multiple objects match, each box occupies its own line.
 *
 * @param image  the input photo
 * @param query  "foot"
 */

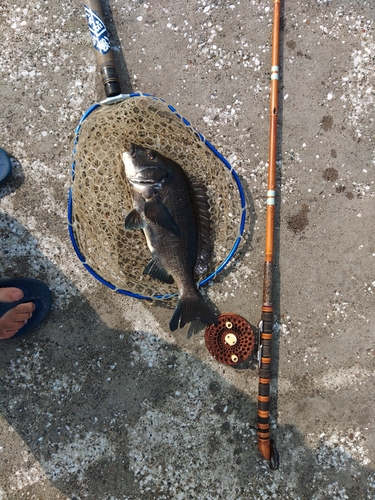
xmin=0 ymin=288 xmax=35 ymax=339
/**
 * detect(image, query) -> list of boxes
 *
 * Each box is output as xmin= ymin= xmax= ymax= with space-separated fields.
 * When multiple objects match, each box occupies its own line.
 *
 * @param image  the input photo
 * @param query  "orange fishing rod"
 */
xmin=257 ymin=0 xmax=281 ymax=470
xmin=203 ymin=0 xmax=282 ymax=470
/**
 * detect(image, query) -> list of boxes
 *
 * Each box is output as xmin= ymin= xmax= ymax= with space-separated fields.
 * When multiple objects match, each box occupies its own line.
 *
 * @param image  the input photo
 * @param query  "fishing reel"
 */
xmin=205 ymin=313 xmax=256 ymax=366
xmin=205 ymin=314 xmax=279 ymax=471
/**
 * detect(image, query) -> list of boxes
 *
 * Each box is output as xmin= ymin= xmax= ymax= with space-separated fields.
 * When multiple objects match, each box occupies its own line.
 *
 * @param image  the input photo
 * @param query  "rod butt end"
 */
xmin=258 ymin=438 xmax=279 ymax=470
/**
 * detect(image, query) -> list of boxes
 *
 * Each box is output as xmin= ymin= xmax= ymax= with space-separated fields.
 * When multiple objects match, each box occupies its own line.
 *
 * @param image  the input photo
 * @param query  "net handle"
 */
xmin=83 ymin=0 xmax=121 ymax=97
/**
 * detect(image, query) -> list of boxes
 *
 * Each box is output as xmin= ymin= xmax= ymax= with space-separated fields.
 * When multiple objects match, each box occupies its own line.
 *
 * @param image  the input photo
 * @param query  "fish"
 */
xmin=122 ymin=143 xmax=218 ymax=331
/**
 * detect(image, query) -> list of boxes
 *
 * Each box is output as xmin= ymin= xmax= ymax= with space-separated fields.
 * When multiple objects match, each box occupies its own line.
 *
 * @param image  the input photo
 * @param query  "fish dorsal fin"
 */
xmin=125 ymin=209 xmax=145 ymax=230
xmin=144 ymin=196 xmax=181 ymax=236
xmin=190 ymin=177 xmax=212 ymax=275
xmin=143 ymin=259 xmax=174 ymax=284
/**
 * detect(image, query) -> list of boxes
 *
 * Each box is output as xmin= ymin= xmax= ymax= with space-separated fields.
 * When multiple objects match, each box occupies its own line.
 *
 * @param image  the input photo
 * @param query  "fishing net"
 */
xmin=69 ymin=93 xmax=246 ymax=300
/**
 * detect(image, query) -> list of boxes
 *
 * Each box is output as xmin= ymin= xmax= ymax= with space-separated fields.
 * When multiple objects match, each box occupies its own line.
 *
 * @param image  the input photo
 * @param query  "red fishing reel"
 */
xmin=205 ymin=313 xmax=256 ymax=366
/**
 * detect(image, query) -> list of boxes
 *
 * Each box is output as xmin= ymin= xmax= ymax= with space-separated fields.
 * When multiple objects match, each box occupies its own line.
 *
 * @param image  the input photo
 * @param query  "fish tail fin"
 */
xmin=169 ymin=292 xmax=217 ymax=332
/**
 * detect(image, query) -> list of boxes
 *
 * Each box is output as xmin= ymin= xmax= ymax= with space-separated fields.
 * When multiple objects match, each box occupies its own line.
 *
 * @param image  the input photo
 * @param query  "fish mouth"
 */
xmin=129 ymin=178 xmax=159 ymax=186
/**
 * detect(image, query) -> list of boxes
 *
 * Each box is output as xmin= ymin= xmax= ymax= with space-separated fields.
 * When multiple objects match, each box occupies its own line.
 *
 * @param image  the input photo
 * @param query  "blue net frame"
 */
xmin=68 ymin=93 xmax=247 ymax=300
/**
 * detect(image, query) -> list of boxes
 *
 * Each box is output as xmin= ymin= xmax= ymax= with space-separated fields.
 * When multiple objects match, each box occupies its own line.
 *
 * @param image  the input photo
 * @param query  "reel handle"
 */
xmin=84 ymin=0 xmax=121 ymax=97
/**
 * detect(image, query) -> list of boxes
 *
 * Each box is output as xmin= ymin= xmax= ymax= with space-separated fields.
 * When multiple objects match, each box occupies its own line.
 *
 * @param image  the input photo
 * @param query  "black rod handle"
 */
xmin=84 ymin=0 xmax=121 ymax=97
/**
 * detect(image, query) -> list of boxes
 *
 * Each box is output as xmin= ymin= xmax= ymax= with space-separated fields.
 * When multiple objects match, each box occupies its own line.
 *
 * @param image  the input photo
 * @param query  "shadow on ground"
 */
xmin=1 ymin=216 xmax=374 ymax=499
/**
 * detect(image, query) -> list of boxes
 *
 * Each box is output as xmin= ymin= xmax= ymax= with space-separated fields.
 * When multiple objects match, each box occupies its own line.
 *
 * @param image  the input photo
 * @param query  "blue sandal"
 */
xmin=0 ymin=278 xmax=52 ymax=339
xmin=0 ymin=148 xmax=12 ymax=184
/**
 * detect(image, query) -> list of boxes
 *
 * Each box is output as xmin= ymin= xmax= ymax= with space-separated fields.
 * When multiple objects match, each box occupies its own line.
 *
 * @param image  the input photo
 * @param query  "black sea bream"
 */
xmin=122 ymin=143 xmax=217 ymax=331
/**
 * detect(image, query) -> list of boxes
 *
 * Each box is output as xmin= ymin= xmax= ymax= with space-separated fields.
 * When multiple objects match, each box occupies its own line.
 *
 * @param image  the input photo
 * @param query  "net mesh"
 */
xmin=70 ymin=94 xmax=244 ymax=299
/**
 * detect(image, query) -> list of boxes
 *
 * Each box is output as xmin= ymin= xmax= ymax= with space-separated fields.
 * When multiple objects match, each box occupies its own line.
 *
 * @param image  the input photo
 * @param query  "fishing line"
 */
xmin=68 ymin=0 xmax=246 ymax=301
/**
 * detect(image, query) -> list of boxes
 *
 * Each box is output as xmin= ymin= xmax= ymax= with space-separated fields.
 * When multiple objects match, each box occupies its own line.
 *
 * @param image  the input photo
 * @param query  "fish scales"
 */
xmin=122 ymin=143 xmax=217 ymax=331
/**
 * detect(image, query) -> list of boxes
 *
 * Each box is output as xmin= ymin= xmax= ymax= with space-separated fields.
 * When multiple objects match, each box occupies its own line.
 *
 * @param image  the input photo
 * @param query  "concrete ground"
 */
xmin=1 ymin=0 xmax=374 ymax=498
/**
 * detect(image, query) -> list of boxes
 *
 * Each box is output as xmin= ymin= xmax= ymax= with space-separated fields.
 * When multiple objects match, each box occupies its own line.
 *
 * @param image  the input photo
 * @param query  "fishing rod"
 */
xmin=256 ymin=0 xmax=281 ymax=470
xmin=206 ymin=0 xmax=281 ymax=471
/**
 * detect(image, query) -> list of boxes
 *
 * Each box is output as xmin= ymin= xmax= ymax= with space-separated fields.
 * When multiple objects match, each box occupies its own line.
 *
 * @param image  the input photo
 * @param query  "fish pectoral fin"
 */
xmin=143 ymin=259 xmax=174 ymax=284
xmin=125 ymin=209 xmax=145 ymax=230
xmin=144 ymin=198 xmax=181 ymax=236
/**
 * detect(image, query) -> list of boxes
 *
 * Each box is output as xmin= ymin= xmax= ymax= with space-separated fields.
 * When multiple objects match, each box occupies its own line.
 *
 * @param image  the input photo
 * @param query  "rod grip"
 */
xmin=84 ymin=0 xmax=121 ymax=97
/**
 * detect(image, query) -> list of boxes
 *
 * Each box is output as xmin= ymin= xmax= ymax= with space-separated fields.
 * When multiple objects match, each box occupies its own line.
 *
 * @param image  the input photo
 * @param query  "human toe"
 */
xmin=13 ymin=302 xmax=35 ymax=315
xmin=0 ymin=302 xmax=35 ymax=339
xmin=0 ymin=287 xmax=24 ymax=303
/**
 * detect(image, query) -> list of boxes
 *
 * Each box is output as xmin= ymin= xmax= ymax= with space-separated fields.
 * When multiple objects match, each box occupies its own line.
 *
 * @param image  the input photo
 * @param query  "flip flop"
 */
xmin=0 ymin=148 xmax=12 ymax=184
xmin=0 ymin=278 xmax=52 ymax=339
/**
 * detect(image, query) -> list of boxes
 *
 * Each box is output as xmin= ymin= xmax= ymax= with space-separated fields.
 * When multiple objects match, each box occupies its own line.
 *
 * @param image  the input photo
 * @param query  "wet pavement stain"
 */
xmin=330 ymin=148 xmax=338 ymax=158
xmin=322 ymin=167 xmax=339 ymax=182
xmin=287 ymin=204 xmax=310 ymax=234
xmin=321 ymin=115 xmax=333 ymax=131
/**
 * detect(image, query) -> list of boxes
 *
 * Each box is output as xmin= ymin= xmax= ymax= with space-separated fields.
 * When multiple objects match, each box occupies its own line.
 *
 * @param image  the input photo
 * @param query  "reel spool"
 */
xmin=205 ymin=313 xmax=256 ymax=366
